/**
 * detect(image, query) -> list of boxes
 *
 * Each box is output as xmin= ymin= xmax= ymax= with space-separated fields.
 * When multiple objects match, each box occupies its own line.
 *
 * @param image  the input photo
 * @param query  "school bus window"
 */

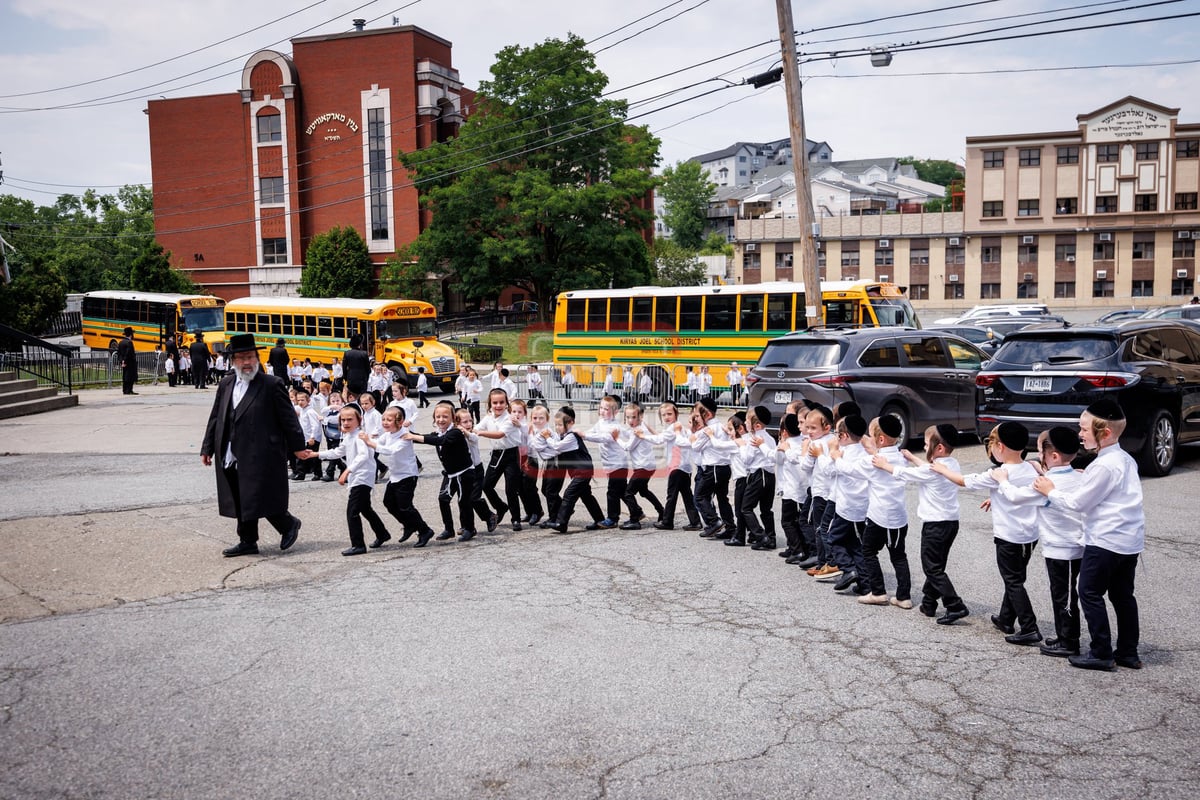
xmin=679 ymin=296 xmax=702 ymax=330
xmin=318 ymin=316 xmax=333 ymax=338
xmin=307 ymin=316 xmax=319 ymax=337
xmin=281 ymin=315 xmax=292 ymax=336
xmin=271 ymin=315 xmax=282 ymax=333
xmin=333 ymin=318 xmax=346 ymax=339
xmin=632 ymin=297 xmax=653 ymax=331
xmin=586 ymin=299 xmax=607 ymax=332
xmin=610 ymin=298 xmax=630 ymax=332
xmin=825 ymin=301 xmax=855 ymax=326
xmin=741 ymin=294 xmax=764 ymax=332
xmin=766 ymin=294 xmax=793 ymax=330
xmin=655 ymin=297 xmax=677 ymax=331
xmin=566 ymin=299 xmax=586 ymax=331
xmin=705 ymin=295 xmax=737 ymax=331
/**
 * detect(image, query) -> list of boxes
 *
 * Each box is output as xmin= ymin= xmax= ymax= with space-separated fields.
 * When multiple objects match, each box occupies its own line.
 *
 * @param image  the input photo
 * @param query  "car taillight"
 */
xmin=1079 ymin=375 xmax=1128 ymax=388
xmin=976 ymin=374 xmax=997 ymax=388
xmin=745 ymin=374 xmax=759 ymax=386
xmin=808 ymin=375 xmax=858 ymax=388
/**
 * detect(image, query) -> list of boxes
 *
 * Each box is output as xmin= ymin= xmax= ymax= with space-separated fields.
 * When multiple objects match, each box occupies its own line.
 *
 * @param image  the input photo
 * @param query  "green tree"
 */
xmin=380 ymin=245 xmax=443 ymax=307
xmin=651 ymin=237 xmax=706 ymax=287
xmin=699 ymin=232 xmax=734 ymax=257
xmin=0 ymin=254 xmax=68 ymax=336
xmin=898 ymin=157 xmax=961 ymax=187
xmin=399 ymin=34 xmax=660 ymax=315
xmin=300 ymin=226 xmax=374 ymax=298
xmin=130 ymin=242 xmax=196 ymax=293
xmin=659 ymin=160 xmax=715 ymax=250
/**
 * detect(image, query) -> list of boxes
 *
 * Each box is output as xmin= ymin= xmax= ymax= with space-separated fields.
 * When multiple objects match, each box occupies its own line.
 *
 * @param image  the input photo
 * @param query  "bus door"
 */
xmin=823 ymin=299 xmax=857 ymax=328
xmin=162 ymin=305 xmax=178 ymax=345
xmin=357 ymin=319 xmax=375 ymax=358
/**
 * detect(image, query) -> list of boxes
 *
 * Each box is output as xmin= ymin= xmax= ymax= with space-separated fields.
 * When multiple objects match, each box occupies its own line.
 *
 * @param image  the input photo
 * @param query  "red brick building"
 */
xmin=147 ymin=21 xmax=470 ymax=300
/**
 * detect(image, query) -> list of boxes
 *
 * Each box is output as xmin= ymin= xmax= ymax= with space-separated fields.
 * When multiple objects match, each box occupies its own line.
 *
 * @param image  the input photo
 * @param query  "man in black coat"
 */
xmin=342 ymin=333 xmax=371 ymax=397
xmin=268 ymin=338 xmax=290 ymax=381
xmin=117 ymin=326 xmax=138 ymax=395
xmin=201 ymin=333 xmax=307 ymax=557
xmin=189 ymin=338 xmax=211 ymax=389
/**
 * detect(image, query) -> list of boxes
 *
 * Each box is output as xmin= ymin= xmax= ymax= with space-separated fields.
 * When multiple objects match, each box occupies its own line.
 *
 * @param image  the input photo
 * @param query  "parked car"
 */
xmin=745 ymin=327 xmax=988 ymax=445
xmin=975 ymin=320 xmax=1200 ymax=476
xmin=976 ymin=316 xmax=1067 ymax=338
xmin=1093 ymin=308 xmax=1146 ymax=325
xmin=926 ymin=324 xmax=1004 ymax=352
xmin=1140 ymin=304 xmax=1200 ymax=321
xmin=933 ymin=303 xmax=1051 ymax=326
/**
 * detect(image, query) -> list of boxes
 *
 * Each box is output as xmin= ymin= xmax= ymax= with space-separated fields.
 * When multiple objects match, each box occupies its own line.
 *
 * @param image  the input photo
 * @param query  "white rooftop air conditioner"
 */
xmin=1098 ymin=232 xmax=1113 ymax=242
xmin=1178 ymin=231 xmax=1192 ymax=239
xmin=1096 ymin=270 xmax=1108 ymax=279
xmin=1023 ymin=273 xmax=1034 ymax=281
xmin=1178 ymin=269 xmax=1190 ymax=278
xmin=1022 ymin=235 xmax=1035 ymax=244
xmin=878 ymin=275 xmax=889 ymax=282
xmin=948 ymin=274 xmax=960 ymax=283
xmin=878 ymin=239 xmax=890 ymax=248
xmin=1066 ymin=255 xmax=1076 ymax=262
xmin=948 ymin=237 xmax=961 ymax=246
xmin=745 ymin=243 xmax=757 ymax=251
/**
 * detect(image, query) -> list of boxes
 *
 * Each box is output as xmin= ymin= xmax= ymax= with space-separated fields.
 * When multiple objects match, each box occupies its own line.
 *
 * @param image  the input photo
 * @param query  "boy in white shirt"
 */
xmin=618 ymin=402 xmax=664 ymax=529
xmin=691 ymin=397 xmax=736 ymax=538
xmin=857 ymin=415 xmax=911 ymax=607
xmin=525 ymin=365 xmax=544 ymax=400
xmin=583 ymin=395 xmax=625 ymax=528
xmin=775 ymin=413 xmax=811 ymax=562
xmin=292 ymin=388 xmax=323 ymax=481
xmin=738 ymin=406 xmax=777 ymax=550
xmin=814 ymin=414 xmax=871 ymax=587
xmin=726 ymin=362 xmax=744 ymax=406
xmin=415 ymin=367 xmax=429 ymax=408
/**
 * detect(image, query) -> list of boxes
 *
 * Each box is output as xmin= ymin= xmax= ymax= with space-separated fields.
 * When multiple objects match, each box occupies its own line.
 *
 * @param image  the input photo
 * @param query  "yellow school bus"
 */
xmin=552 ymin=280 xmax=919 ymax=394
xmin=224 ymin=296 xmax=459 ymax=390
xmin=81 ymin=291 xmax=225 ymax=353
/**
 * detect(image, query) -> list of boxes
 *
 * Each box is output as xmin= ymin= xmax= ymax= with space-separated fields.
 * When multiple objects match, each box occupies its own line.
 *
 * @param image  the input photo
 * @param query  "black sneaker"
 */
xmin=486 ymin=514 xmax=498 ymax=532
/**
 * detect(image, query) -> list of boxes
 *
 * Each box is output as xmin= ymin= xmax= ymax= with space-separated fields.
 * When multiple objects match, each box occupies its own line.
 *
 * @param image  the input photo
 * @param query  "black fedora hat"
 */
xmin=225 ymin=333 xmax=259 ymax=354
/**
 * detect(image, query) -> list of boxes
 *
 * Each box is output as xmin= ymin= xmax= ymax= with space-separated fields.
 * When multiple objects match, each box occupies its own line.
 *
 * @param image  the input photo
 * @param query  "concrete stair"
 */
xmin=0 ymin=371 xmax=79 ymax=419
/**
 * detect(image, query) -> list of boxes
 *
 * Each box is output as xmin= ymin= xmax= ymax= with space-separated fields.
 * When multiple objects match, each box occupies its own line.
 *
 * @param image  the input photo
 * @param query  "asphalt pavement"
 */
xmin=1 ymin=382 xmax=1198 ymax=799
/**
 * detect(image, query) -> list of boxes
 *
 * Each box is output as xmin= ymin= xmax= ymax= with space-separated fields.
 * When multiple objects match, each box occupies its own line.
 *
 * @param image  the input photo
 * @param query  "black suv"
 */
xmin=976 ymin=320 xmax=1200 ymax=476
xmin=746 ymin=327 xmax=987 ymax=444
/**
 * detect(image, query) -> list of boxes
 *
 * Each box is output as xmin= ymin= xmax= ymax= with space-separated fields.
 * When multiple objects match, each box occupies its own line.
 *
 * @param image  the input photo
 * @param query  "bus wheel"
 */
xmin=388 ymin=364 xmax=410 ymax=388
xmin=108 ymin=339 xmax=119 ymax=353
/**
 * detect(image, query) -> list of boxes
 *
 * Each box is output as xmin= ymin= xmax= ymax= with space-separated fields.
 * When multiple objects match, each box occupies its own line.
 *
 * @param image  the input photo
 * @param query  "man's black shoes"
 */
xmin=222 ymin=541 xmax=259 ymax=557
xmin=280 ymin=518 xmax=301 ymax=551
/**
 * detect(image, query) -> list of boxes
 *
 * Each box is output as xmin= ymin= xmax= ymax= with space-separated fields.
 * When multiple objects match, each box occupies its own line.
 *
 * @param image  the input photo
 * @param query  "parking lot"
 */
xmin=1 ymin=384 xmax=1199 ymax=798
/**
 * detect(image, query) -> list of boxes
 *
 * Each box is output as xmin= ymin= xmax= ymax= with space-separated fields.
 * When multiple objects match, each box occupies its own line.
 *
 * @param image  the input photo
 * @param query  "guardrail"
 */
xmin=437 ymin=310 xmax=537 ymax=337
xmin=0 ymin=322 xmax=77 ymax=393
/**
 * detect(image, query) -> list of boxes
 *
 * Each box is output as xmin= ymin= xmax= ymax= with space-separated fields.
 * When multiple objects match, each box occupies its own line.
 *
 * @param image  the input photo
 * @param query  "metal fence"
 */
xmin=437 ymin=310 xmax=538 ymax=337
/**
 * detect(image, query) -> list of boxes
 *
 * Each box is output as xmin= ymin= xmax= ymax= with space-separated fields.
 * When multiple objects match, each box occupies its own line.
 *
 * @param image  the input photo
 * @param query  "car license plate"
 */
xmin=1023 ymin=377 xmax=1053 ymax=392
xmin=773 ymin=391 xmax=791 ymax=404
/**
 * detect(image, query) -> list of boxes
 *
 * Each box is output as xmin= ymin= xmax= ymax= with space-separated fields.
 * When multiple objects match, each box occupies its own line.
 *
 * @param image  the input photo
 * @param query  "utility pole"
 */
xmin=775 ymin=0 xmax=822 ymax=327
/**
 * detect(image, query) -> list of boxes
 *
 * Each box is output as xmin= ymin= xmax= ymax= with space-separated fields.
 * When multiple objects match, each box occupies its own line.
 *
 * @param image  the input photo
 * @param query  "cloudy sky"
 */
xmin=2 ymin=0 xmax=1199 ymax=205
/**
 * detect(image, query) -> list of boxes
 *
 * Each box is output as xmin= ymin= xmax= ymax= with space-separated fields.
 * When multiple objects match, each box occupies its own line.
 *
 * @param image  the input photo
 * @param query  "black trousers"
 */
xmin=730 ymin=476 xmax=746 ymax=542
xmin=1045 ymin=556 xmax=1082 ymax=648
xmin=438 ymin=467 xmax=493 ymax=534
xmin=383 ymin=476 xmax=429 ymax=536
xmin=862 ymin=519 xmax=911 ymax=600
xmin=519 ymin=453 xmax=544 ymax=518
xmin=558 ymin=475 xmax=604 ymax=527
xmin=781 ymin=498 xmax=804 ymax=554
xmin=661 ymin=468 xmax=699 ymax=527
xmin=484 ymin=447 xmax=522 ymax=520
xmin=740 ymin=468 xmax=776 ymax=542
xmin=694 ymin=464 xmax=735 ymax=530
xmin=827 ymin=514 xmax=865 ymax=573
xmin=346 ymin=484 xmax=390 ymax=549
xmin=1078 ymin=545 xmax=1139 ymax=661
xmin=809 ymin=496 xmax=833 ymax=564
xmin=919 ymin=520 xmax=964 ymax=612
xmin=994 ymin=538 xmax=1039 ymax=634
xmin=541 ymin=458 xmax=564 ymax=523
xmin=624 ymin=467 xmax=663 ymax=521
xmin=193 ymin=362 xmax=208 ymax=388
xmin=223 ymin=465 xmax=296 ymax=544
xmin=605 ymin=468 xmax=629 ymax=522
xmin=122 ymin=364 xmax=138 ymax=394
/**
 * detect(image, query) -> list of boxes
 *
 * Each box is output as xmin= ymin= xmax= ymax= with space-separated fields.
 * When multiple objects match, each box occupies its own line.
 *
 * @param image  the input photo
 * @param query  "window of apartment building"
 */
xmin=259 ymin=176 xmax=284 ymax=205
xmin=1135 ymin=142 xmax=1159 ymax=161
xmin=983 ymin=150 xmax=1004 ymax=168
xmin=981 ymin=245 xmax=1001 ymax=264
xmin=1175 ymin=192 xmax=1198 ymax=210
xmin=1134 ymin=194 xmax=1158 ymax=212
xmin=980 ymin=283 xmax=1002 ymax=299
xmin=909 ymin=284 xmax=929 ymax=300
xmin=1093 ymin=279 xmax=1115 ymax=298
xmin=1018 ymin=148 xmax=1041 ymax=166
xmin=738 ymin=170 xmax=747 ymax=177
xmin=815 ymin=251 xmax=825 ymax=270
xmin=1057 ymin=146 xmax=1079 ymax=164
xmin=875 ymin=244 xmax=894 ymax=267
xmin=1017 ymin=199 xmax=1039 ymax=217
xmin=1055 ymin=197 xmax=1078 ymax=215
xmin=1096 ymin=196 xmax=1118 ymax=213
xmin=1055 ymin=243 xmax=1076 ymax=261
xmin=1173 ymin=277 xmax=1195 ymax=296
xmin=1094 ymin=239 xmax=1115 ymax=260
xmin=1132 ymin=280 xmax=1155 ymax=297
xmin=1017 ymin=281 xmax=1038 ymax=299
xmin=944 ymin=282 xmax=964 ymax=300
xmin=742 ymin=252 xmax=761 ymax=269
xmin=1096 ymin=144 xmax=1119 ymax=163
xmin=1175 ymin=239 xmax=1196 ymax=259
xmin=945 ymin=244 xmax=965 ymax=264
xmin=751 ymin=157 xmax=761 ymax=167
xmin=841 ymin=244 xmax=860 ymax=267
xmin=739 ymin=155 xmax=747 ymax=162
xmin=262 ymin=238 xmax=287 ymax=264
xmin=256 ymin=112 xmax=282 ymax=143
xmin=982 ymin=201 xmax=1004 ymax=217
xmin=1179 ymin=139 xmax=1199 ymax=159
xmin=1054 ymin=281 xmax=1076 ymax=298
xmin=1018 ymin=244 xmax=1038 ymax=264
xmin=775 ymin=251 xmax=794 ymax=268
xmin=1132 ymin=240 xmax=1155 ymax=260
xmin=368 ymin=108 xmax=389 ymax=241
xmin=910 ymin=247 xmax=930 ymax=265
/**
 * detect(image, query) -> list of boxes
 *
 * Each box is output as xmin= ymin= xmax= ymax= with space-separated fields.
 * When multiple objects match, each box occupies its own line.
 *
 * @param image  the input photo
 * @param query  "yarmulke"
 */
xmin=1087 ymin=398 xmax=1125 ymax=421
xmin=558 ymin=406 xmax=575 ymax=422
xmin=997 ymin=421 xmax=1029 ymax=451
xmin=812 ymin=405 xmax=833 ymax=425
xmin=1047 ymin=426 xmax=1081 ymax=456
xmin=935 ymin=423 xmax=960 ymax=449
xmin=730 ymin=411 xmax=746 ymax=424
xmin=294 ymin=387 xmax=311 ymax=398
xmin=699 ymin=396 xmax=718 ymax=414
xmin=782 ymin=413 xmax=801 ymax=437
xmin=753 ymin=405 xmax=772 ymax=427
xmin=844 ymin=415 xmax=868 ymax=438
xmin=836 ymin=401 xmax=862 ymax=420
xmin=878 ymin=414 xmax=903 ymax=440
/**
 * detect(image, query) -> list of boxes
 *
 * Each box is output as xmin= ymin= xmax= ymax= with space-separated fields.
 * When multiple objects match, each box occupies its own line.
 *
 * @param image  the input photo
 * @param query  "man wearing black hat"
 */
xmin=343 ymin=334 xmax=371 ymax=398
xmin=117 ymin=326 xmax=138 ymax=395
xmin=201 ymin=333 xmax=307 ymax=557
xmin=268 ymin=338 xmax=290 ymax=381
xmin=1034 ymin=399 xmax=1145 ymax=671
xmin=189 ymin=336 xmax=211 ymax=389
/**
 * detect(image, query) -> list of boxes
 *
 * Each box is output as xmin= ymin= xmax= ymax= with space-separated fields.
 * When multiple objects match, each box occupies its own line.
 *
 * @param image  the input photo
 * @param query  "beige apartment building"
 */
xmin=734 ymin=96 xmax=1200 ymax=311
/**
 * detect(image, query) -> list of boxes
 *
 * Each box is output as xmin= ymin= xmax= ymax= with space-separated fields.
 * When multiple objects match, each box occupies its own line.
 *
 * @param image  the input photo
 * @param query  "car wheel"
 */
xmin=879 ymin=404 xmax=911 ymax=447
xmin=1139 ymin=409 xmax=1177 ymax=477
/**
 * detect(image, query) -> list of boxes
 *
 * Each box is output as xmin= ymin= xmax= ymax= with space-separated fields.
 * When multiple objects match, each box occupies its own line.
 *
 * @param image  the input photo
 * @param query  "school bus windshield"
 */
xmin=181 ymin=307 xmax=225 ymax=333
xmin=869 ymin=298 xmax=919 ymax=328
xmin=377 ymin=318 xmax=437 ymax=340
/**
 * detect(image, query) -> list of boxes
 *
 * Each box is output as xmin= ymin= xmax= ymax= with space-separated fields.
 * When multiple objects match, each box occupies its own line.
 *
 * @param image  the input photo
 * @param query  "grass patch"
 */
xmin=457 ymin=327 xmax=554 ymax=363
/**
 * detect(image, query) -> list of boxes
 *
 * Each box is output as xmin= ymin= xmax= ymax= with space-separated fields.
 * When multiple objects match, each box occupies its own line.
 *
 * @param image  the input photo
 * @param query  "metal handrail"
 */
xmin=0 ymin=322 xmax=75 ymax=394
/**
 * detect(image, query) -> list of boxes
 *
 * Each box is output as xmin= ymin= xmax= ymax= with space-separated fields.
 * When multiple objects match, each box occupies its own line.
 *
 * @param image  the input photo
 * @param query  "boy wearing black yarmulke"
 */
xmin=1034 ymin=400 xmax=1145 ymax=671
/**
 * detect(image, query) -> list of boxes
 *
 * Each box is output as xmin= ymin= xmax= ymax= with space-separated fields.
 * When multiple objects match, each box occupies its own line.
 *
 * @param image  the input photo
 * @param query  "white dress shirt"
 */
xmin=1047 ymin=444 xmax=1145 ymax=555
